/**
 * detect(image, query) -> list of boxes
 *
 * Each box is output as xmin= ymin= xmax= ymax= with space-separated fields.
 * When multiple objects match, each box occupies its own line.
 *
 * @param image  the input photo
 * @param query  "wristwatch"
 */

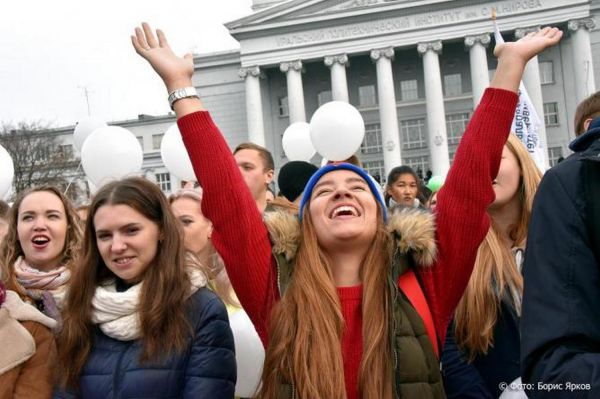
xmin=168 ymin=87 xmax=199 ymax=110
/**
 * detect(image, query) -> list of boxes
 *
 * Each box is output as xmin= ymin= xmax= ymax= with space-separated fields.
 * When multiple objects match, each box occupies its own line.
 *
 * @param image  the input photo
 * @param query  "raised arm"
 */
xmin=419 ymin=27 xmax=562 ymax=342
xmin=132 ymin=23 xmax=278 ymax=343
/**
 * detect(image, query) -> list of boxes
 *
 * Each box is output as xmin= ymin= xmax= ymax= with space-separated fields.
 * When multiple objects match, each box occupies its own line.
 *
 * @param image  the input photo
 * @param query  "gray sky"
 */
xmin=0 ymin=0 xmax=253 ymax=127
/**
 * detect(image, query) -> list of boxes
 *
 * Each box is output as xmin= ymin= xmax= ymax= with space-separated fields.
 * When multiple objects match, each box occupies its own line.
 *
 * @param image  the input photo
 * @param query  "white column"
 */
xmin=238 ymin=66 xmax=266 ymax=146
xmin=417 ymin=40 xmax=450 ymax=177
xmin=464 ymin=34 xmax=491 ymax=107
xmin=324 ymin=54 xmax=349 ymax=102
xmin=516 ymin=26 xmax=549 ymax=170
xmin=280 ymin=60 xmax=306 ymax=123
xmin=568 ymin=18 xmax=597 ymax=104
xmin=370 ymin=47 xmax=401 ymax=175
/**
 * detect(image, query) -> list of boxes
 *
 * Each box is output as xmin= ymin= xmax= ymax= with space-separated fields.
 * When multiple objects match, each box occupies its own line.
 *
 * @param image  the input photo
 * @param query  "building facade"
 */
xmin=194 ymin=0 xmax=600 ymax=183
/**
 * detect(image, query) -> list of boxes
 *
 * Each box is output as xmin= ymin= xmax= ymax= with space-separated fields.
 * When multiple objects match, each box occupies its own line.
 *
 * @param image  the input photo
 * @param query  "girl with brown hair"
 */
xmin=0 ymin=185 xmax=82 ymax=398
xmin=442 ymin=134 xmax=543 ymax=398
xmin=56 ymin=177 xmax=235 ymax=398
xmin=132 ymin=23 xmax=561 ymax=399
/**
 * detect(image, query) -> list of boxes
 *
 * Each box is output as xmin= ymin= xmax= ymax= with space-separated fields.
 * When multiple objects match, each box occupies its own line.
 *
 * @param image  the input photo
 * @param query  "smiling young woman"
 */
xmin=132 ymin=22 xmax=562 ymax=399
xmin=56 ymin=177 xmax=236 ymax=398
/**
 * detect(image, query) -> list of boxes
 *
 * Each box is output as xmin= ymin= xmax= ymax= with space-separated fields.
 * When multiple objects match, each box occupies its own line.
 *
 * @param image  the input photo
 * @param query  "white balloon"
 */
xmin=160 ymin=124 xmax=196 ymax=182
xmin=282 ymin=122 xmax=316 ymax=161
xmin=0 ymin=144 xmax=14 ymax=199
xmin=229 ymin=309 xmax=265 ymax=397
xmin=73 ymin=117 xmax=107 ymax=151
xmin=81 ymin=126 xmax=143 ymax=187
xmin=309 ymin=101 xmax=365 ymax=161
xmin=499 ymin=377 xmax=528 ymax=399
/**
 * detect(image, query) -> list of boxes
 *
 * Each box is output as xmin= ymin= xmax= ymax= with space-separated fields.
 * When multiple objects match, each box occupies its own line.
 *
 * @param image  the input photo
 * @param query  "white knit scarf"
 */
xmin=91 ymin=268 xmax=207 ymax=341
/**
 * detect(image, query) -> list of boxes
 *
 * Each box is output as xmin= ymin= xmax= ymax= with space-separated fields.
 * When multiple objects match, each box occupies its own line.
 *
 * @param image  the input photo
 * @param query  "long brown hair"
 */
xmin=258 ymin=201 xmax=394 ymax=399
xmin=454 ymin=134 xmax=542 ymax=358
xmin=58 ymin=177 xmax=193 ymax=389
xmin=0 ymin=185 xmax=83 ymax=293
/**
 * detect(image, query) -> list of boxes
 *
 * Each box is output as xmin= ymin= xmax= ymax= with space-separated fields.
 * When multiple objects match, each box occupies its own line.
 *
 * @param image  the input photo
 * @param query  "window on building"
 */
xmin=278 ymin=96 xmax=289 ymax=117
xmin=543 ymin=102 xmax=559 ymax=126
xmin=539 ymin=61 xmax=554 ymax=84
xmin=360 ymin=123 xmax=383 ymax=154
xmin=317 ymin=90 xmax=333 ymax=107
xmin=403 ymin=156 xmax=430 ymax=178
xmin=152 ymin=133 xmax=164 ymax=150
xmin=548 ymin=146 xmax=564 ymax=167
xmin=136 ymin=136 xmax=144 ymax=150
xmin=358 ymin=85 xmax=377 ymax=107
xmin=155 ymin=172 xmax=171 ymax=192
xmin=446 ymin=112 xmax=470 ymax=145
xmin=401 ymin=118 xmax=427 ymax=149
xmin=443 ymin=73 xmax=462 ymax=96
xmin=449 ymin=150 xmax=456 ymax=164
xmin=57 ymin=144 xmax=73 ymax=160
xmin=363 ymin=160 xmax=385 ymax=184
xmin=400 ymin=79 xmax=419 ymax=101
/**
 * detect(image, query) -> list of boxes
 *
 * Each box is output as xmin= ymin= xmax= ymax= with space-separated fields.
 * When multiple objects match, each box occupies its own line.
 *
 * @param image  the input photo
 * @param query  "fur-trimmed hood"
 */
xmin=264 ymin=206 xmax=437 ymax=268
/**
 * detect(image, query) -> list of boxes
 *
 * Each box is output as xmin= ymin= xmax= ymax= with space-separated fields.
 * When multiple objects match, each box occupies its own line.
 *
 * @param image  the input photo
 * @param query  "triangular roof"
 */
xmin=226 ymin=0 xmax=452 ymax=34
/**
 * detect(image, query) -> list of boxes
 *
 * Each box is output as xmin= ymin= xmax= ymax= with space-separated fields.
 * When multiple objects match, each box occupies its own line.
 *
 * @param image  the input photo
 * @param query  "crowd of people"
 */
xmin=0 ymin=21 xmax=598 ymax=399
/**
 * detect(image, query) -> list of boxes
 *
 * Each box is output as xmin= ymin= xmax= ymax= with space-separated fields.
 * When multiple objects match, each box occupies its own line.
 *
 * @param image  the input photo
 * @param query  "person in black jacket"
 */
xmin=521 ymin=92 xmax=600 ymax=398
xmin=56 ymin=177 xmax=236 ymax=398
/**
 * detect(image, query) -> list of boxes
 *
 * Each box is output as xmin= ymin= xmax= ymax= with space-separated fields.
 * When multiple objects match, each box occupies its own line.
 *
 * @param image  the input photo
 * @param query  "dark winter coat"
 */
xmin=521 ymin=126 xmax=600 ymax=398
xmin=442 ymin=297 xmax=520 ymax=399
xmin=55 ymin=287 xmax=236 ymax=399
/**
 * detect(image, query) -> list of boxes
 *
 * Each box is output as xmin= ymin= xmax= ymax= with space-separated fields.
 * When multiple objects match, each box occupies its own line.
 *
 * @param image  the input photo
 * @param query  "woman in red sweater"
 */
xmin=132 ymin=23 xmax=561 ymax=399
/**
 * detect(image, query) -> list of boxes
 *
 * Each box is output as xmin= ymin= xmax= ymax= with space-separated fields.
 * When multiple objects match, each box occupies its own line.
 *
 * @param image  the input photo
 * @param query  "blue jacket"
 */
xmin=442 ymin=297 xmax=520 ymax=399
xmin=521 ymin=126 xmax=600 ymax=398
xmin=56 ymin=287 xmax=236 ymax=398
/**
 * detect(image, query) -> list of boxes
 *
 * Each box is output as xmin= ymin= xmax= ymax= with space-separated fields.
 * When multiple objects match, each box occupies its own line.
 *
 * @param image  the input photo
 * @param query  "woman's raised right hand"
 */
xmin=131 ymin=22 xmax=194 ymax=93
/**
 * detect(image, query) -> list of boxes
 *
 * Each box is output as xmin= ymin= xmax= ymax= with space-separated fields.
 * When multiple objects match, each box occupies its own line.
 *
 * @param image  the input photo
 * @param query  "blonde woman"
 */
xmin=442 ymin=134 xmax=543 ymax=398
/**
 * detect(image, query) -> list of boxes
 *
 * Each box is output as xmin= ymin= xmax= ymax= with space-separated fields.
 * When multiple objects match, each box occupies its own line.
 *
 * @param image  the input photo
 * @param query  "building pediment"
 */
xmin=227 ymin=0 xmax=439 ymax=32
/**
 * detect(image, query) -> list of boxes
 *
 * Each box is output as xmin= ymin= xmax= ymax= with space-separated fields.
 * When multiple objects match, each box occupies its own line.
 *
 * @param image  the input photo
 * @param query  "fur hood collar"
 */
xmin=264 ymin=206 xmax=437 ymax=268
xmin=1 ymin=290 xmax=57 ymax=330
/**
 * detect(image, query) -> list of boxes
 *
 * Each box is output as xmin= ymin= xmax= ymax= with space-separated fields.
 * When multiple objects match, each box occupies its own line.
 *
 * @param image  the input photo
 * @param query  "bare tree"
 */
xmin=0 ymin=121 xmax=82 ymax=201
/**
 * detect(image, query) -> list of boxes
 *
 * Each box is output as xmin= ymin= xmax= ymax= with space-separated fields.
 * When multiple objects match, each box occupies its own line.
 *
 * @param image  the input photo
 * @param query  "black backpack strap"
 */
xmin=583 ymin=159 xmax=600 ymax=264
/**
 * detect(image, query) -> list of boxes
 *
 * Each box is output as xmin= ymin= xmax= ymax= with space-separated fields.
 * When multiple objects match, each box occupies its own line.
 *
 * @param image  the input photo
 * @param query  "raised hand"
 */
xmin=491 ymin=26 xmax=562 ymax=93
xmin=494 ymin=27 xmax=563 ymax=65
xmin=131 ymin=22 xmax=194 ymax=93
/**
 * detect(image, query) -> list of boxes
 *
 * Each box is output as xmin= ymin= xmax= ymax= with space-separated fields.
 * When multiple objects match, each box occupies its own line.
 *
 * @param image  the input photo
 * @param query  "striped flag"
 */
xmin=492 ymin=10 xmax=547 ymax=170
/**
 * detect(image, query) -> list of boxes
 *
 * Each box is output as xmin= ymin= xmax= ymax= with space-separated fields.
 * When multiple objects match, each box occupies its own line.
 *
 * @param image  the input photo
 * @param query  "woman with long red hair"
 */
xmin=132 ymin=23 xmax=562 ymax=399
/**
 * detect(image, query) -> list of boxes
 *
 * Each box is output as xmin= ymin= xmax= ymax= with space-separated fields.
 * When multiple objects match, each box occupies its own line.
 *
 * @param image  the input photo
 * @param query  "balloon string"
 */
xmin=63 ymin=162 xmax=82 ymax=197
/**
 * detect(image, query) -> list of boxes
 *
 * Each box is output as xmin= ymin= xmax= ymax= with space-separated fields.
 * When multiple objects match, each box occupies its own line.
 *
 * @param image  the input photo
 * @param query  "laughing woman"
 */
xmin=56 ymin=177 xmax=235 ymax=398
xmin=132 ymin=23 xmax=561 ymax=399
xmin=0 ymin=186 xmax=83 ymax=398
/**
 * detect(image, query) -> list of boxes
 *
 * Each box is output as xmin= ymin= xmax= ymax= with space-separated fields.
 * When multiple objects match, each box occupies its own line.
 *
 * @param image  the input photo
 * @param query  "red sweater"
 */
xmin=179 ymin=88 xmax=518 ymax=399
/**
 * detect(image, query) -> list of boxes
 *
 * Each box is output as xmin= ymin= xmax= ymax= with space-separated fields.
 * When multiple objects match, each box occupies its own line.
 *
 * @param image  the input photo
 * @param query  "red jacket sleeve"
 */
xmin=178 ymin=112 xmax=278 ymax=346
xmin=417 ymin=88 xmax=518 ymax=344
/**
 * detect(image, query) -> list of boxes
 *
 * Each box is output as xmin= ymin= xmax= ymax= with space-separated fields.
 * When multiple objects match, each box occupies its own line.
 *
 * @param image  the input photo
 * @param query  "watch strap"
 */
xmin=168 ymin=87 xmax=199 ymax=110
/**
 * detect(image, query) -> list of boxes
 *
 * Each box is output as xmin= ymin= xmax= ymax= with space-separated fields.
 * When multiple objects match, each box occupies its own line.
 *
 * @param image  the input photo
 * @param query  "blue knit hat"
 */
xmin=298 ymin=162 xmax=387 ymax=221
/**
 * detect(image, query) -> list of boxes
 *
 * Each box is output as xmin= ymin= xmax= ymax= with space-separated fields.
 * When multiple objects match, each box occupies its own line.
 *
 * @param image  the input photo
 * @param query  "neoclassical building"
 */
xmin=194 ymin=0 xmax=600 ymax=182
